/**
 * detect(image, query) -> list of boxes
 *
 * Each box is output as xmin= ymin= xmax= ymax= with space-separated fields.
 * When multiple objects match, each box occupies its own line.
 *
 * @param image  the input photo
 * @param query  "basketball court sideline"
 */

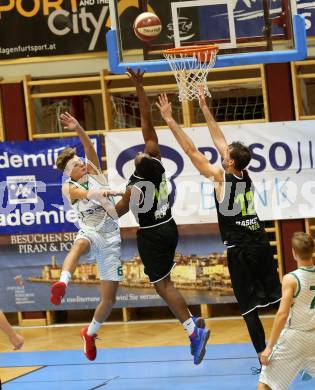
xmin=0 ymin=317 xmax=314 ymax=389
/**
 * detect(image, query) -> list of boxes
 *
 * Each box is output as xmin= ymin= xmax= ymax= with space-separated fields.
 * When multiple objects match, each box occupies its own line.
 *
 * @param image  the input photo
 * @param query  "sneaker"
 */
xmin=189 ymin=327 xmax=210 ymax=365
xmin=190 ymin=317 xmax=205 ymax=355
xmin=301 ymin=370 xmax=312 ymax=381
xmin=50 ymin=281 xmax=66 ymax=305
xmin=80 ymin=327 xmax=97 ymax=361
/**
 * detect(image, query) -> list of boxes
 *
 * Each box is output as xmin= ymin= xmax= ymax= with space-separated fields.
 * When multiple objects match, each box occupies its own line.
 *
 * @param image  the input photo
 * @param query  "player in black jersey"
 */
xmin=156 ymin=90 xmax=281 ymax=364
xmin=114 ymin=69 xmax=210 ymax=365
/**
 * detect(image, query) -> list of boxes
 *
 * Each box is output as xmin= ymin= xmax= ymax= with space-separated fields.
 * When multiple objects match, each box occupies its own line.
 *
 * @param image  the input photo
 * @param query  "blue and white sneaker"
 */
xmin=189 ymin=326 xmax=210 ymax=365
xmin=192 ymin=316 xmax=205 ymax=328
xmin=301 ymin=370 xmax=312 ymax=381
xmin=190 ymin=317 xmax=205 ymax=355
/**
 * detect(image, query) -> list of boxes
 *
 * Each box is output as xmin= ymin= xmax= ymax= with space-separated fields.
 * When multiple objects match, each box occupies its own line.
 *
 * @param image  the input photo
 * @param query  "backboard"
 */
xmin=106 ymin=0 xmax=307 ymax=74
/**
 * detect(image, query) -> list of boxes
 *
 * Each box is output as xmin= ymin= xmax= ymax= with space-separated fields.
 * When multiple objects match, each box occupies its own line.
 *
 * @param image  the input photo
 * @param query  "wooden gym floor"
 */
xmin=0 ymin=316 xmax=313 ymax=389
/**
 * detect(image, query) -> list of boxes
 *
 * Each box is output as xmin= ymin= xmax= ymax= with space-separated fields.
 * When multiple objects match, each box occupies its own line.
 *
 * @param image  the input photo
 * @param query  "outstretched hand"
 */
xmin=198 ymin=84 xmax=208 ymax=110
xmin=60 ymin=112 xmax=80 ymax=131
xmin=87 ymin=189 xmax=124 ymax=202
xmin=126 ymin=67 xmax=145 ymax=87
xmin=156 ymin=94 xmax=172 ymax=121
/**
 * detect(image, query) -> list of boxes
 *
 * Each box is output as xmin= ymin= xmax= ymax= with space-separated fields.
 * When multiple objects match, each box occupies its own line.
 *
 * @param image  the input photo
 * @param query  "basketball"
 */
xmin=133 ymin=12 xmax=162 ymax=42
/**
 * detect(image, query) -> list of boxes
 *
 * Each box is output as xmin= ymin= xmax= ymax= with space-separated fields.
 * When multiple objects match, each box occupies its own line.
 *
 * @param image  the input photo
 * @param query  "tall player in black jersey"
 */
xmin=114 ymin=69 xmax=210 ymax=365
xmin=156 ymin=90 xmax=281 ymax=364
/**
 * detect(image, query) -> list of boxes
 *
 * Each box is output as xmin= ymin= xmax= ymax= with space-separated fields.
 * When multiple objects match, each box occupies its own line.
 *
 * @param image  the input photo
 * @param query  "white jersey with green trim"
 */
xmin=69 ymin=174 xmax=118 ymax=232
xmin=287 ymin=266 xmax=315 ymax=331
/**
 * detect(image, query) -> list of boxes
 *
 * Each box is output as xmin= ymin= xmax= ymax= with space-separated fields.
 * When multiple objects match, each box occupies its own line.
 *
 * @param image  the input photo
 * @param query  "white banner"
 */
xmin=105 ymin=121 xmax=315 ymax=227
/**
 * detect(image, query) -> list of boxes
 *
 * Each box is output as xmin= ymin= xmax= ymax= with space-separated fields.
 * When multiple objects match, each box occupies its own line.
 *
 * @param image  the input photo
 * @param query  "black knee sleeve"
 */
xmin=243 ymin=309 xmax=266 ymax=354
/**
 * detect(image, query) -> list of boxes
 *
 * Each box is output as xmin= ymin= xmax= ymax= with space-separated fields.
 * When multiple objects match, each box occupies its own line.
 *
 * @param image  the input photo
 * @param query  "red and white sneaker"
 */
xmin=50 ymin=281 xmax=66 ymax=305
xmin=80 ymin=327 xmax=97 ymax=361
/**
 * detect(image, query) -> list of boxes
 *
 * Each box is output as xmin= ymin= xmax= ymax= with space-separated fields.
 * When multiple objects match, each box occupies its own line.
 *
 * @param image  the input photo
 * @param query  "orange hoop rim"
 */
xmin=163 ymin=44 xmax=219 ymax=56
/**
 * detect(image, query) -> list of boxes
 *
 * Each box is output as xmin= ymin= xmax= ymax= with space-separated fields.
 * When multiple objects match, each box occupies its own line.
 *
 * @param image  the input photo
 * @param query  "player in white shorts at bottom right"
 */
xmin=258 ymin=232 xmax=315 ymax=390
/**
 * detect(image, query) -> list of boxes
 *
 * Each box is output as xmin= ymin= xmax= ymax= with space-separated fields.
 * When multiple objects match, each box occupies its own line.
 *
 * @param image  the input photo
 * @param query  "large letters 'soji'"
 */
xmin=200 ymin=141 xmax=314 ymax=174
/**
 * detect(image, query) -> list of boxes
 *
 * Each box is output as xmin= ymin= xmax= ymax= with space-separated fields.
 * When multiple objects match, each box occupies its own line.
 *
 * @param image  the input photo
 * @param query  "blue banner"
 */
xmin=0 ymin=137 xmax=101 ymax=234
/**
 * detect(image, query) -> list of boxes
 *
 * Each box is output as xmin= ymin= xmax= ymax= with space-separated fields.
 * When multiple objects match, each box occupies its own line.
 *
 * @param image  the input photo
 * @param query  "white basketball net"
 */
xmin=163 ymin=45 xmax=219 ymax=102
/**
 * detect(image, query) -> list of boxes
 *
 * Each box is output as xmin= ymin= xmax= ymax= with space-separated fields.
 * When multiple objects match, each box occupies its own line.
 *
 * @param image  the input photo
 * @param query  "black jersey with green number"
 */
xmin=127 ymin=157 xmax=172 ymax=229
xmin=214 ymin=170 xmax=268 ymax=247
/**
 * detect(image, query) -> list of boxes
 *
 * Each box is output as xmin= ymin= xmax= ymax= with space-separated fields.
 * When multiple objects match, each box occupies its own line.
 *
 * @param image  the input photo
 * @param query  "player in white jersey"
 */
xmin=258 ymin=232 xmax=315 ymax=389
xmin=50 ymin=112 xmax=123 ymax=361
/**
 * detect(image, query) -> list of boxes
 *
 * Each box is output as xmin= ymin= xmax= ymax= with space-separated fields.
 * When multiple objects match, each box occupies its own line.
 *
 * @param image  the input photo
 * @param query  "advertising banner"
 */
xmin=0 ymin=136 xmax=101 ymax=234
xmin=0 ymin=1 xmax=314 ymax=60
xmin=0 ymin=225 xmax=231 ymax=312
xmin=105 ymin=121 xmax=315 ymax=227
xmin=0 ymin=1 xmax=111 ymax=59
xmin=0 ymin=135 xmax=231 ymax=312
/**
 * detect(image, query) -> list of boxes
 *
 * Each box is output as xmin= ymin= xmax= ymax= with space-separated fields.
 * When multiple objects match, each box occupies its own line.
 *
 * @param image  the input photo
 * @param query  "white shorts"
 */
xmin=259 ymin=327 xmax=315 ymax=390
xmin=75 ymin=223 xmax=122 ymax=282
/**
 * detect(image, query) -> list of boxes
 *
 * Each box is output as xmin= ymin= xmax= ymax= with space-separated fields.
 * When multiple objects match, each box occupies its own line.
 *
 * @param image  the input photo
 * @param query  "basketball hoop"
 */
xmin=163 ymin=45 xmax=219 ymax=102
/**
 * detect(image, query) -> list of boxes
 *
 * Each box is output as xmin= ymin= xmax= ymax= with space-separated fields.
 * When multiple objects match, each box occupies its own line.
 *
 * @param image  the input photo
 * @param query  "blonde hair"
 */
xmin=292 ymin=232 xmax=314 ymax=260
xmin=56 ymin=148 xmax=76 ymax=171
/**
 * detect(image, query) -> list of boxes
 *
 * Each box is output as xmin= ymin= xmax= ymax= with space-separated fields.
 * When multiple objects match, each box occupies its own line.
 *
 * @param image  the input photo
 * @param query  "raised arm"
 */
xmin=126 ymin=68 xmax=160 ymax=159
xmin=156 ymin=94 xmax=223 ymax=182
xmin=198 ymin=87 xmax=229 ymax=158
xmin=60 ymin=112 xmax=100 ymax=173
xmin=260 ymin=274 xmax=296 ymax=366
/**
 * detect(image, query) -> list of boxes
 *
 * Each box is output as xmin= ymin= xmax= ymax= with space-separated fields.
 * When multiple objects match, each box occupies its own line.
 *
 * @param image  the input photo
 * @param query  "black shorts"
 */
xmin=227 ymin=244 xmax=281 ymax=315
xmin=137 ymin=219 xmax=178 ymax=283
